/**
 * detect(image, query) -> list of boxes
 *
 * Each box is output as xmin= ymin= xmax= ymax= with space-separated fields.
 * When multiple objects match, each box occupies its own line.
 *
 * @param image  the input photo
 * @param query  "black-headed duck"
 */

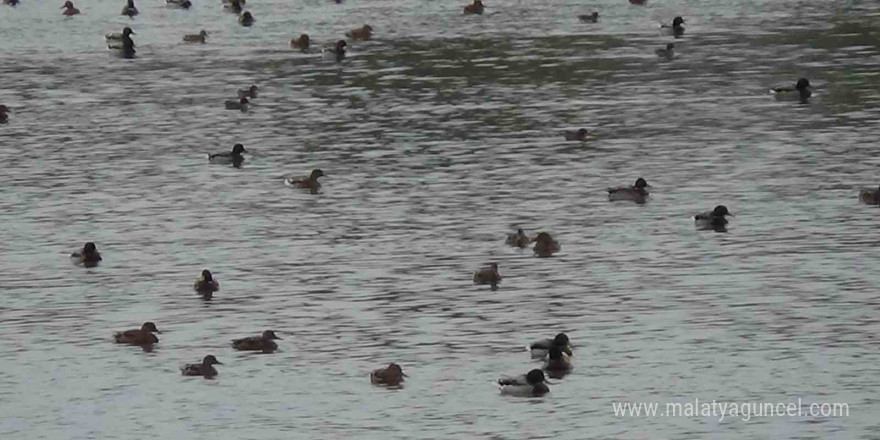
xmin=544 ymin=346 xmax=573 ymax=379
xmin=181 ymin=355 xmax=222 ymax=377
xmin=224 ymin=96 xmax=249 ymax=111
xmin=237 ymin=85 xmax=258 ymax=99
xmin=463 ymin=0 xmax=483 ymax=15
xmin=578 ymin=12 xmax=598 ymax=23
xmin=238 ymin=11 xmax=254 ymax=26
xmin=193 ymin=269 xmax=219 ymax=298
xmin=183 ymin=30 xmax=208 ymax=43
xmin=208 ymin=143 xmax=247 ymax=167
xmin=290 ymin=34 xmax=310 ymax=52
xmin=108 ymin=27 xmax=136 ymax=58
xmin=61 ymin=1 xmax=80 ymax=16
xmin=0 ymin=105 xmax=9 ymax=124
xmin=533 ymin=232 xmax=560 ymax=257
xmin=506 ymin=228 xmax=531 ymax=248
xmin=608 ymin=177 xmax=650 ymax=204
xmin=121 ymin=0 xmax=138 ymax=17
xmin=772 ymin=78 xmax=811 ymax=103
xmin=695 ymin=205 xmax=732 ymax=231
xmin=223 ymin=0 xmax=242 ymax=13
xmin=323 ymin=40 xmax=346 ymax=62
xmin=286 ymin=169 xmax=324 ymax=193
xmin=661 ymin=16 xmax=685 ymax=37
xmin=166 ymin=0 xmax=191 ymax=9
xmin=71 ymin=242 xmax=102 ymax=266
xmin=859 ymin=185 xmax=880 ymax=205
xmin=564 ymin=128 xmax=588 ymax=141
xmin=114 ymin=322 xmax=160 ymax=345
xmin=346 ymin=24 xmax=373 ymax=41
xmin=232 ymin=330 xmax=281 ymax=353
xmin=371 ymin=363 xmax=407 ymax=387
xmin=655 ymin=42 xmax=674 ymax=60
xmin=530 ymin=332 xmax=573 ymax=359
xmin=473 ymin=263 xmax=501 ymax=290
xmin=498 ymin=369 xmax=550 ymax=397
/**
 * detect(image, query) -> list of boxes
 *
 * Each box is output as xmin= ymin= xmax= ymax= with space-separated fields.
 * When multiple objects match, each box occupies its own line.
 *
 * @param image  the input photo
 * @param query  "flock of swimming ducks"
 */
xmin=5 ymin=0 xmax=876 ymax=396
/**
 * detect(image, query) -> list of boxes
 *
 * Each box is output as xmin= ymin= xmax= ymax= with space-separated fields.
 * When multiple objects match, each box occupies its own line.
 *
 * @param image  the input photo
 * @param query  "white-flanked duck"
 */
xmin=193 ymin=269 xmax=219 ymax=298
xmin=61 ymin=1 xmax=80 ymax=16
xmin=183 ymin=30 xmax=208 ymax=43
xmin=181 ymin=355 xmax=222 ymax=377
xmin=225 ymin=96 xmax=248 ymax=111
xmin=661 ymin=16 xmax=684 ymax=37
xmin=473 ymin=263 xmax=501 ymax=290
xmin=371 ymin=363 xmax=407 ymax=387
xmin=106 ymin=27 xmax=136 ymax=59
xmin=322 ymin=40 xmax=346 ymax=62
xmin=232 ymin=330 xmax=281 ymax=353
xmin=771 ymin=78 xmax=811 ymax=103
xmin=208 ymin=143 xmax=247 ymax=167
xmin=121 ymin=0 xmax=138 ymax=17
xmin=608 ymin=177 xmax=650 ymax=204
xmin=695 ymin=205 xmax=733 ymax=231
xmin=529 ymin=332 xmax=573 ymax=359
xmin=71 ymin=242 xmax=102 ymax=267
xmin=498 ymin=369 xmax=550 ymax=397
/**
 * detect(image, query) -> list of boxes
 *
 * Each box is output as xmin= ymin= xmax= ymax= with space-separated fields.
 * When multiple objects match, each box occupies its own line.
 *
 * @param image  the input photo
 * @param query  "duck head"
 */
xmin=666 ymin=43 xmax=675 ymax=50
xmin=548 ymin=346 xmax=565 ymax=360
xmin=712 ymin=205 xmax=731 ymax=217
xmin=526 ymin=369 xmax=546 ymax=385
xmin=262 ymin=330 xmax=281 ymax=340
xmin=203 ymin=355 xmax=222 ymax=365
xmin=386 ymin=363 xmax=407 ymax=378
xmin=335 ymin=40 xmax=347 ymax=51
xmin=201 ymin=269 xmax=213 ymax=281
xmin=61 ymin=1 xmax=74 ymax=8
xmin=123 ymin=27 xmax=135 ymax=36
xmin=310 ymin=169 xmax=325 ymax=179
xmin=142 ymin=322 xmax=161 ymax=333
xmin=362 ymin=24 xmax=374 ymax=32
xmin=199 ymin=30 xmax=208 ymax=38
xmin=0 ymin=105 xmax=9 ymax=113
xmin=84 ymin=242 xmax=98 ymax=253
xmin=672 ymin=16 xmax=685 ymax=27
xmin=127 ymin=0 xmax=135 ymax=7
xmin=795 ymin=78 xmax=810 ymax=91
xmin=299 ymin=34 xmax=309 ymax=44
xmin=232 ymin=143 xmax=247 ymax=154
xmin=248 ymin=85 xmax=258 ymax=94
xmin=239 ymin=96 xmax=249 ymax=105
xmin=535 ymin=232 xmax=554 ymax=244
xmin=590 ymin=12 xmax=599 ymax=20
xmin=553 ymin=332 xmax=569 ymax=347
xmin=635 ymin=177 xmax=649 ymax=188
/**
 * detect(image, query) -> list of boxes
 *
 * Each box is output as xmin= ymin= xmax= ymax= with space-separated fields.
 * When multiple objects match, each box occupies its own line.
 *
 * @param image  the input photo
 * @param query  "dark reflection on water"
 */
xmin=1 ymin=0 xmax=879 ymax=438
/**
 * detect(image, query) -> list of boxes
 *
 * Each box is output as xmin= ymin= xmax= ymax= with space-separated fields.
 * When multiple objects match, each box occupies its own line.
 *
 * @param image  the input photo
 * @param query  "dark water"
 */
xmin=1 ymin=0 xmax=878 ymax=438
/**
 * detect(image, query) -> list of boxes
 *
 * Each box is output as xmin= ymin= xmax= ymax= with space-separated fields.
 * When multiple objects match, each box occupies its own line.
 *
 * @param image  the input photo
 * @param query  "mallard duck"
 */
xmin=238 ymin=11 xmax=254 ymax=26
xmin=166 ymin=0 xmax=191 ymax=9
xmin=608 ymin=177 xmax=650 ymax=203
xmin=290 ymin=34 xmax=310 ymax=52
xmin=183 ymin=30 xmax=208 ymax=43
xmin=181 ymin=355 xmax=222 ymax=377
xmin=61 ymin=1 xmax=80 ymax=16
xmin=533 ymin=232 xmax=560 ymax=257
xmin=208 ymin=143 xmax=247 ymax=167
xmin=346 ymin=24 xmax=373 ymax=41
xmin=661 ymin=16 xmax=684 ymax=37
xmin=232 ymin=330 xmax=281 ymax=353
xmin=121 ymin=0 xmax=138 ymax=17
xmin=543 ymin=346 xmax=573 ymax=379
xmin=463 ymin=0 xmax=483 ymax=15
xmin=859 ymin=185 xmax=880 ymax=205
xmin=285 ymin=169 xmax=324 ymax=193
xmin=113 ymin=322 xmax=160 ymax=345
xmin=237 ymin=85 xmax=257 ymax=99
xmin=370 ymin=363 xmax=407 ymax=386
xmin=473 ymin=263 xmax=501 ymax=290
xmin=71 ymin=242 xmax=102 ymax=266
xmin=224 ymin=96 xmax=248 ymax=111
xmin=564 ymin=128 xmax=588 ymax=141
xmin=655 ymin=43 xmax=674 ymax=60
xmin=506 ymin=228 xmax=531 ymax=248
xmin=771 ymin=78 xmax=811 ymax=103
xmin=529 ymin=332 xmax=573 ymax=359
xmin=193 ymin=269 xmax=219 ymax=298
xmin=578 ymin=12 xmax=598 ymax=23
xmin=498 ymin=369 xmax=550 ymax=397
xmin=322 ymin=40 xmax=346 ymax=62
xmin=695 ymin=205 xmax=733 ymax=231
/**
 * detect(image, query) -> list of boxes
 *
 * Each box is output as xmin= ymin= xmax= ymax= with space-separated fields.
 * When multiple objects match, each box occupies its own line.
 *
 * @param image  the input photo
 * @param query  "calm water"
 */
xmin=1 ymin=0 xmax=879 ymax=438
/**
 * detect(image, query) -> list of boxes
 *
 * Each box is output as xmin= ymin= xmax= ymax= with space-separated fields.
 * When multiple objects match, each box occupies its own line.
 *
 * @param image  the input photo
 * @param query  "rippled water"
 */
xmin=2 ymin=0 xmax=879 ymax=438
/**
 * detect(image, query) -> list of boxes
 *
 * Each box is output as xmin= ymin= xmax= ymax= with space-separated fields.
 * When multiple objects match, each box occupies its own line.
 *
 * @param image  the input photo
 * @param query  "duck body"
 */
xmin=498 ymin=369 xmax=550 ymax=397
xmin=322 ymin=40 xmax=346 ymax=62
xmin=543 ymin=346 xmax=573 ymax=379
xmin=71 ymin=242 xmax=102 ymax=266
xmin=114 ymin=322 xmax=160 ymax=345
xmin=578 ymin=12 xmax=598 ymax=23
xmin=533 ymin=232 xmax=560 ymax=257
xmin=238 ymin=11 xmax=254 ymax=26
xmin=193 ymin=269 xmax=219 ymax=298
xmin=564 ymin=128 xmax=588 ymax=141
xmin=346 ymin=24 xmax=373 ymax=41
xmin=772 ymin=78 xmax=811 ymax=103
xmin=655 ymin=43 xmax=674 ymax=60
xmin=859 ymin=185 xmax=880 ymax=205
xmin=371 ymin=363 xmax=406 ymax=386
xmin=232 ymin=330 xmax=281 ymax=353
xmin=608 ymin=177 xmax=650 ymax=203
xmin=463 ymin=0 xmax=483 ymax=14
xmin=61 ymin=1 xmax=80 ymax=16
xmin=473 ymin=263 xmax=501 ymax=289
xmin=290 ymin=34 xmax=310 ymax=52
xmin=121 ymin=0 xmax=138 ymax=16
xmin=183 ymin=30 xmax=208 ymax=43
xmin=506 ymin=228 xmax=531 ymax=248
xmin=166 ymin=0 xmax=191 ymax=9
xmin=181 ymin=355 xmax=222 ymax=377
xmin=225 ymin=97 xmax=248 ymax=111
xmin=695 ymin=205 xmax=732 ymax=231
xmin=285 ymin=169 xmax=324 ymax=193
xmin=530 ymin=332 xmax=573 ymax=359
xmin=237 ymin=85 xmax=258 ymax=99
xmin=661 ymin=16 xmax=685 ymax=37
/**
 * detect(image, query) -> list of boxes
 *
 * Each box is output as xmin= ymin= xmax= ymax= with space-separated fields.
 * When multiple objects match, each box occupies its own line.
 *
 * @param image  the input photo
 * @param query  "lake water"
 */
xmin=1 ymin=0 xmax=878 ymax=438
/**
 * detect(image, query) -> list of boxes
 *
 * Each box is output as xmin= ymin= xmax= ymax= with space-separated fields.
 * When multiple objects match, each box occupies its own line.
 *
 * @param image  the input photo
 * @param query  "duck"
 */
xmin=290 ymin=34 xmax=310 ymax=52
xmin=370 ymin=363 xmax=407 ymax=386
xmin=564 ymin=128 xmax=588 ymax=141
xmin=529 ymin=332 xmax=573 ymax=359
xmin=473 ymin=263 xmax=501 ymax=290
xmin=506 ymin=228 xmax=531 ymax=248
xmin=771 ymin=78 xmax=811 ymax=103
xmin=629 ymin=0 xmax=646 ymax=4
xmin=237 ymin=85 xmax=258 ymax=99
xmin=695 ymin=205 xmax=733 ymax=231
xmin=498 ymin=369 xmax=550 ymax=397
xmin=181 ymin=355 xmax=222 ymax=377
xmin=106 ymin=27 xmax=136 ymax=59
xmin=193 ymin=269 xmax=219 ymax=298
xmin=71 ymin=242 xmax=102 ymax=266
xmin=661 ymin=16 xmax=685 ymax=37
xmin=608 ymin=177 xmax=650 ymax=203
xmin=224 ymin=96 xmax=249 ymax=111
xmin=121 ymin=0 xmax=137 ymax=16
xmin=533 ymin=232 xmax=560 ymax=257
xmin=183 ymin=30 xmax=208 ymax=43
xmin=859 ymin=185 xmax=880 ymax=205
xmin=238 ymin=11 xmax=254 ymax=26
xmin=322 ymin=40 xmax=346 ymax=62
xmin=543 ymin=346 xmax=573 ymax=379
xmin=285 ymin=169 xmax=324 ymax=193
xmin=61 ymin=1 xmax=80 ymax=16
xmin=113 ymin=322 xmax=160 ymax=345
xmin=655 ymin=43 xmax=674 ymax=60
xmin=0 ymin=105 xmax=9 ymax=124
xmin=3 ymin=0 xmax=20 ymax=6
xmin=346 ymin=24 xmax=373 ymax=41
xmin=463 ymin=0 xmax=484 ymax=15
xmin=232 ymin=330 xmax=281 ymax=353
xmin=221 ymin=0 xmax=243 ymax=6
xmin=223 ymin=0 xmax=241 ymax=13
xmin=208 ymin=143 xmax=247 ymax=167
xmin=166 ymin=0 xmax=192 ymax=9
xmin=578 ymin=12 xmax=598 ymax=23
